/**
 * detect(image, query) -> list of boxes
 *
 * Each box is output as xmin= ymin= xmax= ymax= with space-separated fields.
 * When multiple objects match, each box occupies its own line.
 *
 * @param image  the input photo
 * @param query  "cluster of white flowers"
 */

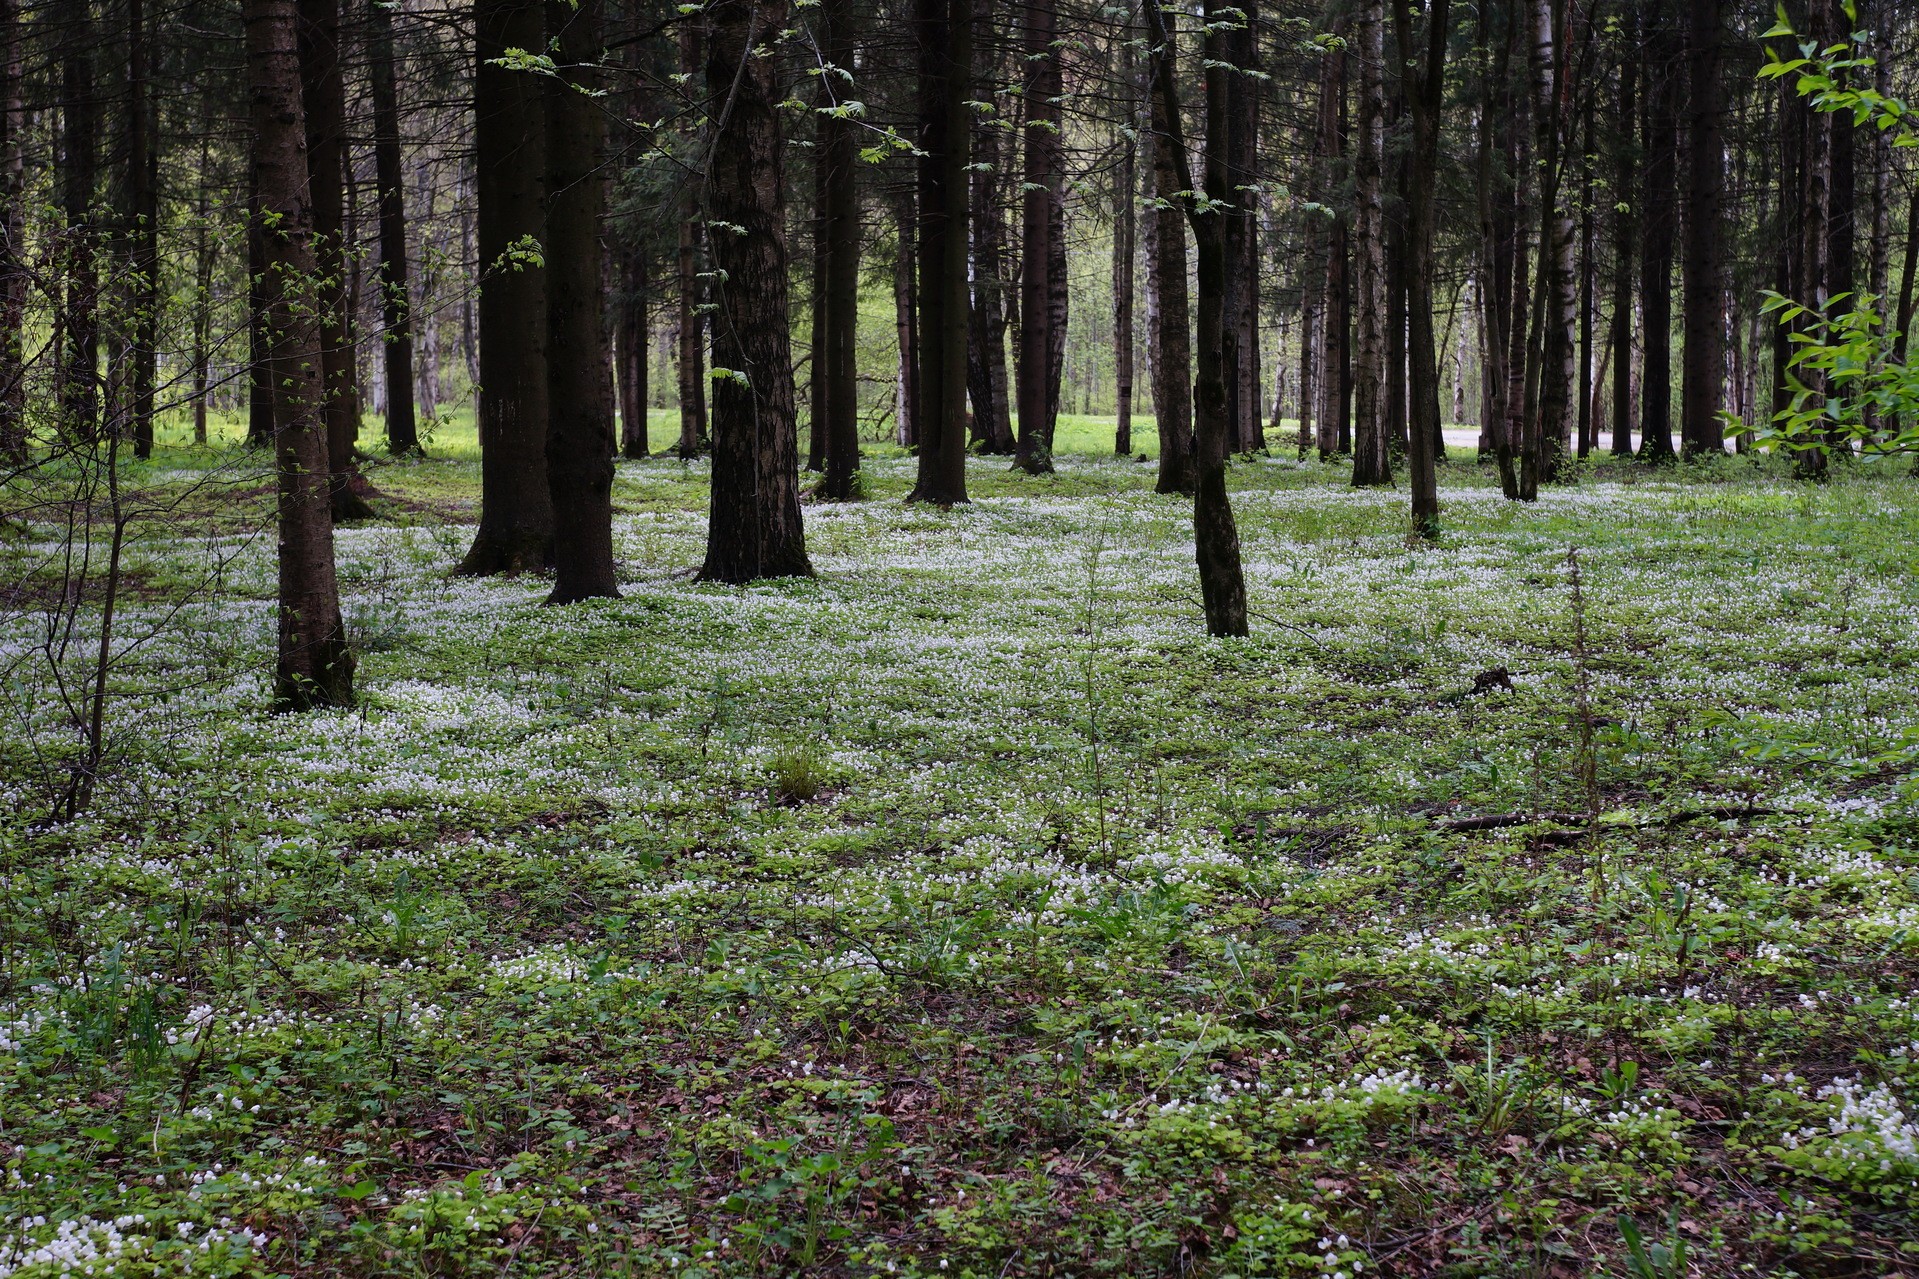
xmin=1778 ymin=1077 xmax=1919 ymax=1176
xmin=0 ymin=1214 xmax=145 ymax=1278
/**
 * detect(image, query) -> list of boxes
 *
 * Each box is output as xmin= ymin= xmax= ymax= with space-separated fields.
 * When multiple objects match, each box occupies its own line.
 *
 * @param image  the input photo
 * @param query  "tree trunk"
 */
xmin=0 ymin=0 xmax=24 ymax=462
xmin=1610 ymin=16 xmax=1636 ymax=457
xmin=699 ymin=0 xmax=813 ymax=577
xmin=189 ymin=136 xmax=215 ymax=446
xmin=618 ymin=247 xmax=649 ymax=459
xmin=1229 ymin=0 xmax=1261 ymax=453
xmin=1113 ymin=19 xmax=1136 ymax=457
xmin=1350 ymin=0 xmax=1391 ymax=487
xmin=892 ymin=185 xmax=919 ymax=448
xmin=58 ymin=10 xmax=100 ymax=440
xmin=368 ymin=0 xmax=418 ymax=455
xmin=965 ymin=2 xmax=1014 ymax=455
xmin=541 ymin=0 xmax=618 ymax=601
xmin=817 ymin=0 xmax=862 ymax=498
xmin=1679 ymin=0 xmax=1723 ymax=457
xmin=1393 ymin=0 xmax=1445 ymax=537
xmin=1148 ymin=39 xmax=1194 ymax=495
xmin=1015 ymin=0 xmax=1058 ymax=474
xmin=246 ymin=0 xmax=355 ymax=710
xmin=1638 ymin=8 xmax=1677 ymax=461
xmin=908 ymin=0 xmax=972 ymax=502
xmin=1527 ymin=0 xmax=1576 ymax=493
xmin=460 ymin=0 xmax=553 ymax=574
xmin=1147 ymin=0 xmax=1248 ymax=636
xmin=297 ymin=0 xmax=375 ymax=518
xmin=676 ymin=19 xmax=707 ymax=458
xmin=125 ymin=0 xmax=158 ymax=458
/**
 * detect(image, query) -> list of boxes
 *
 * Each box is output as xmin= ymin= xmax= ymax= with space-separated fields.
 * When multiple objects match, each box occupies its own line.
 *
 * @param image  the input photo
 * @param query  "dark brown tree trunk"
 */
xmin=297 ymin=0 xmax=374 ymax=518
xmin=246 ymin=0 xmax=354 ymax=710
xmin=125 ymin=0 xmax=158 ymax=458
xmin=1475 ymin=0 xmax=1519 ymax=494
xmin=1148 ymin=39 xmax=1194 ymax=495
xmin=1528 ymin=0 xmax=1575 ymax=493
xmin=965 ymin=4 xmax=1014 ymax=456
xmin=1226 ymin=0 xmax=1260 ymax=453
xmin=542 ymin=0 xmax=618 ymax=602
xmin=58 ymin=11 xmax=100 ymax=439
xmin=1113 ymin=19 xmax=1136 ymax=457
xmin=909 ymin=0 xmax=972 ymax=502
xmin=676 ymin=19 xmax=707 ymax=458
xmin=1147 ymin=0 xmax=1248 ymax=636
xmin=246 ymin=186 xmax=274 ymax=447
xmin=891 ymin=185 xmax=919 ymax=447
xmin=189 ymin=137 xmax=214 ymax=446
xmin=1576 ymin=88 xmax=1594 ymax=458
xmin=618 ymin=248 xmax=648 ymax=458
xmin=368 ymin=0 xmax=418 ymax=455
xmin=0 ymin=0 xmax=20 ymax=463
xmin=699 ymin=0 xmax=813 ymax=577
xmin=1679 ymin=0 xmax=1723 ymax=457
xmin=816 ymin=0 xmax=862 ymax=498
xmin=1015 ymin=0 xmax=1058 ymax=474
xmin=1393 ymin=0 xmax=1445 ymax=537
xmin=460 ymin=0 xmax=553 ymax=574
xmin=1350 ymin=0 xmax=1391 ymax=487
xmin=1638 ymin=9 xmax=1677 ymax=461
xmin=1610 ymin=16 xmax=1636 ymax=457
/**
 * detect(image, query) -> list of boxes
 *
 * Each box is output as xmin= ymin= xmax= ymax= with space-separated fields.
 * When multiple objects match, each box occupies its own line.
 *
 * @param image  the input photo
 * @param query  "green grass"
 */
xmin=5 ymin=440 xmax=1919 ymax=1277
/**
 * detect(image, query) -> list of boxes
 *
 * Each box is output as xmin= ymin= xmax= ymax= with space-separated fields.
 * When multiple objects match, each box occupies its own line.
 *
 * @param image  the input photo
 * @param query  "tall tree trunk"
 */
xmin=126 ymin=0 xmax=158 ymax=458
xmin=543 ymin=0 xmax=618 ymax=602
xmin=246 ymin=0 xmax=354 ymax=710
xmin=1610 ymin=14 xmax=1636 ymax=457
xmin=1223 ymin=0 xmax=1259 ymax=453
xmin=909 ymin=0 xmax=972 ymax=502
xmin=59 ymin=10 xmax=100 ymax=439
xmin=189 ymin=136 xmax=215 ymax=446
xmin=1015 ymin=0 xmax=1059 ymax=474
xmin=368 ymin=0 xmax=418 ymax=455
xmin=1113 ymin=18 xmax=1136 ymax=457
xmin=1475 ymin=0 xmax=1519 ymax=495
xmin=700 ymin=0 xmax=814 ymax=577
xmin=817 ymin=0 xmax=862 ymax=498
xmin=676 ymin=19 xmax=707 ymax=458
xmin=965 ymin=1 xmax=1014 ymax=455
xmin=1148 ymin=28 xmax=1194 ymax=494
xmin=297 ymin=0 xmax=374 ymax=519
xmin=1393 ymin=0 xmax=1445 ymax=537
xmin=1147 ymin=0 xmax=1248 ymax=635
xmin=891 ymin=185 xmax=919 ymax=448
xmin=460 ymin=0 xmax=553 ymax=574
xmin=1527 ymin=0 xmax=1576 ymax=493
xmin=1638 ymin=9 xmax=1677 ymax=461
xmin=0 ymin=0 xmax=26 ymax=462
xmin=247 ymin=186 xmax=274 ymax=446
xmin=1576 ymin=88 xmax=1594 ymax=457
xmin=1679 ymin=0 xmax=1723 ymax=457
xmin=618 ymin=248 xmax=648 ymax=458
xmin=1350 ymin=0 xmax=1391 ymax=487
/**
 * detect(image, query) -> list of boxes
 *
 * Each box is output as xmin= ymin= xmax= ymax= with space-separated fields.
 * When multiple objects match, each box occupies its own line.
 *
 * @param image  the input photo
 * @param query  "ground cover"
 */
xmin=4 ymin=446 xmax=1919 ymax=1277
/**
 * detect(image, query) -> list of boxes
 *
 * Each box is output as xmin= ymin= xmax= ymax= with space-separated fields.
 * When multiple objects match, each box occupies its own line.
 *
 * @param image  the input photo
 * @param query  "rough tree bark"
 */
xmin=369 ymin=0 xmax=418 ymax=455
xmin=1638 ymin=8 xmax=1677 ymax=462
xmin=459 ymin=0 xmax=553 ymax=574
xmin=699 ymin=0 xmax=813 ymax=577
xmin=58 ymin=9 xmax=99 ymax=439
xmin=1679 ymin=0 xmax=1723 ymax=457
xmin=1147 ymin=0 xmax=1248 ymax=636
xmin=0 ymin=0 xmax=20 ymax=462
xmin=1393 ymin=0 xmax=1446 ymax=537
xmin=815 ymin=0 xmax=862 ymax=498
xmin=542 ymin=0 xmax=618 ymax=602
xmin=1147 ymin=23 xmax=1194 ymax=496
xmin=1113 ymin=17 xmax=1136 ymax=457
xmin=245 ymin=0 xmax=355 ymax=710
xmin=1350 ymin=0 xmax=1391 ymax=487
xmin=1610 ymin=16 xmax=1636 ymax=457
xmin=126 ymin=0 xmax=158 ymax=458
xmin=1015 ymin=0 xmax=1059 ymax=474
xmin=297 ymin=0 xmax=375 ymax=519
xmin=965 ymin=0 xmax=1014 ymax=455
xmin=908 ymin=0 xmax=972 ymax=503
xmin=1527 ymin=0 xmax=1576 ymax=493
xmin=676 ymin=19 xmax=707 ymax=457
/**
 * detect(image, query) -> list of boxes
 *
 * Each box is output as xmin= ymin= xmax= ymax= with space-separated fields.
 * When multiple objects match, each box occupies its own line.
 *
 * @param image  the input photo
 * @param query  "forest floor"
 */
xmin=5 ymin=436 xmax=1919 ymax=1278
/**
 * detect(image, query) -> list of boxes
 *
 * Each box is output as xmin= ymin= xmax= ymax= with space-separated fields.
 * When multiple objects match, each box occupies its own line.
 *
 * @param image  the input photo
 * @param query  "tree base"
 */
xmin=273 ymin=639 xmax=356 ymax=713
xmin=455 ymin=530 xmax=554 ymax=577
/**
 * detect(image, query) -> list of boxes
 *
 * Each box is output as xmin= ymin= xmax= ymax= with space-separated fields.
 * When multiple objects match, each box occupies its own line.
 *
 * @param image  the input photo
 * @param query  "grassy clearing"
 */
xmin=4 ymin=441 xmax=1919 ymax=1277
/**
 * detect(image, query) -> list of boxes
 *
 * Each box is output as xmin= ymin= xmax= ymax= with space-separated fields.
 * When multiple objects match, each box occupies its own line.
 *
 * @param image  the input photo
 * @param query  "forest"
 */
xmin=3 ymin=0 xmax=1919 ymax=1273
